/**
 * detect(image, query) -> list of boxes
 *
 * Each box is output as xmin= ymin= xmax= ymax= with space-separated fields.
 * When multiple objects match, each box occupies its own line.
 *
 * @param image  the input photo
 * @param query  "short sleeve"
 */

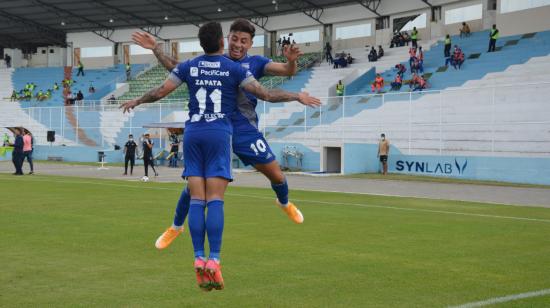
xmin=256 ymin=56 xmax=272 ymax=77
xmin=234 ymin=63 xmax=256 ymax=88
xmin=169 ymin=61 xmax=189 ymax=86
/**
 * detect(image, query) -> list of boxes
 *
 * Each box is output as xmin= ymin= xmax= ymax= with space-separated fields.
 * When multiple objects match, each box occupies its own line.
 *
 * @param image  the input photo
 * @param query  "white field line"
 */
xmin=449 ymin=288 xmax=550 ymax=308
xmin=1 ymin=176 xmax=550 ymax=224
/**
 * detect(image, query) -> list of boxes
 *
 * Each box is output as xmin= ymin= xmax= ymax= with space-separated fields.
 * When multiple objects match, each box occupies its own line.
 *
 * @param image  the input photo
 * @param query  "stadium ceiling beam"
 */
xmin=357 ymin=0 xmax=382 ymax=17
xmin=154 ymin=0 xmax=210 ymax=28
xmin=31 ymin=0 xmax=117 ymax=43
xmin=421 ymin=0 xmax=433 ymax=8
xmin=214 ymin=0 xmax=270 ymax=32
xmin=0 ymin=9 xmax=66 ymax=46
xmin=290 ymin=0 xmax=325 ymax=25
xmin=0 ymin=34 xmax=19 ymax=48
xmin=92 ymin=0 xmax=165 ymax=40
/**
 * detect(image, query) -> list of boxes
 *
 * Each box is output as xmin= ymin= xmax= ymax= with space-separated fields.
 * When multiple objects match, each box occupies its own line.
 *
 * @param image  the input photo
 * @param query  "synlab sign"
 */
xmin=395 ymin=158 xmax=468 ymax=175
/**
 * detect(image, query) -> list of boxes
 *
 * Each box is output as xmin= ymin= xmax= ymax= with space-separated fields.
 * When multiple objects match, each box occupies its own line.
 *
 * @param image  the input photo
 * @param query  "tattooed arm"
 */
xmin=242 ymin=80 xmax=321 ymax=107
xmin=120 ymin=79 xmax=178 ymax=113
xmin=132 ymin=32 xmax=178 ymax=71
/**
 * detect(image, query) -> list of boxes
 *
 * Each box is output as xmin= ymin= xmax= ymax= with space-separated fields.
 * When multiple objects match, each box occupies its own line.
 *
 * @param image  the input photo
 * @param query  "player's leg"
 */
xmin=143 ymin=158 xmax=149 ymax=177
xmin=233 ymin=132 xmax=303 ymax=223
xmin=204 ymin=177 xmax=228 ymax=290
xmin=130 ymin=156 xmax=135 ymax=175
xmin=187 ymin=176 xmax=210 ymax=290
xmin=155 ymin=185 xmax=190 ymax=250
xmin=181 ymin=131 xmax=211 ymax=290
xmin=150 ymin=159 xmax=158 ymax=176
xmin=124 ymin=156 xmax=129 ymax=175
xmin=255 ymin=161 xmax=303 ymax=224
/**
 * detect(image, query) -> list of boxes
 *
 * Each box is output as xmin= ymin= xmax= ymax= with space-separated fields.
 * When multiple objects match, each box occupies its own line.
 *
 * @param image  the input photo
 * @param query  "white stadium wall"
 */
xmin=496 ymin=1 xmax=550 ymax=36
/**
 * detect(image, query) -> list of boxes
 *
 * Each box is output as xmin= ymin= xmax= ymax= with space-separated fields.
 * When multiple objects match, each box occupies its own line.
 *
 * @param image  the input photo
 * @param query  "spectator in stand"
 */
xmin=88 ymin=83 xmax=95 ymax=93
xmin=336 ymin=80 xmax=345 ymax=96
xmin=378 ymin=45 xmax=384 ymax=58
xmin=409 ymin=73 xmax=427 ymax=91
xmin=444 ymin=34 xmax=452 ymax=57
xmin=417 ymin=46 xmax=424 ymax=74
xmin=452 ymin=48 xmax=465 ymax=70
xmin=22 ymin=131 xmax=34 ymax=174
xmin=324 ymin=42 xmax=333 ymax=63
xmin=488 ymin=24 xmax=499 ymax=52
xmin=368 ymin=47 xmax=378 ymax=62
xmin=76 ymin=90 xmax=84 ymax=102
xmin=410 ymin=57 xmax=420 ymax=74
xmin=53 ymin=82 xmax=59 ymax=91
xmin=10 ymin=90 xmax=17 ymax=102
xmin=45 ymin=89 xmax=52 ymax=99
xmin=36 ymin=90 xmax=44 ymax=101
xmin=460 ymin=22 xmax=471 ymax=38
xmin=107 ymin=94 xmax=116 ymax=103
xmin=390 ymin=32 xmax=400 ymax=48
xmin=333 ymin=55 xmax=347 ymax=68
xmin=4 ymin=54 xmax=11 ymax=68
xmin=76 ymin=61 xmax=85 ymax=76
xmin=126 ymin=62 xmax=131 ymax=80
xmin=346 ymin=53 xmax=354 ymax=65
xmin=395 ymin=63 xmax=407 ymax=77
xmin=292 ymin=39 xmax=296 ymax=45
xmin=402 ymin=32 xmax=410 ymax=46
xmin=371 ymin=73 xmax=384 ymax=93
xmin=66 ymin=92 xmax=76 ymax=105
xmin=390 ymin=74 xmax=402 ymax=91
xmin=408 ymin=47 xmax=416 ymax=70
xmin=411 ymin=27 xmax=419 ymax=48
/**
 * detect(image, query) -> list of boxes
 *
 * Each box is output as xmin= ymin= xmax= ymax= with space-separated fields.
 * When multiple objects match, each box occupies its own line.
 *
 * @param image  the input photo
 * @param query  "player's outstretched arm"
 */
xmin=119 ymin=79 xmax=178 ymax=113
xmin=242 ymin=80 xmax=321 ymax=107
xmin=264 ymin=44 xmax=302 ymax=77
xmin=132 ymin=32 xmax=178 ymax=71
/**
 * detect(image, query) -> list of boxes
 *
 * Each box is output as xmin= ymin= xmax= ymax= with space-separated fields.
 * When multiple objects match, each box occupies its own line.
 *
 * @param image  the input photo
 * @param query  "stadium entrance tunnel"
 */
xmin=322 ymin=146 xmax=342 ymax=173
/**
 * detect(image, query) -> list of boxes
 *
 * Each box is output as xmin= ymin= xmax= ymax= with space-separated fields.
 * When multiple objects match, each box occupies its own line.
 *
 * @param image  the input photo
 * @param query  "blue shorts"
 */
xmin=232 ymin=130 xmax=276 ymax=166
xmin=182 ymin=130 xmax=233 ymax=181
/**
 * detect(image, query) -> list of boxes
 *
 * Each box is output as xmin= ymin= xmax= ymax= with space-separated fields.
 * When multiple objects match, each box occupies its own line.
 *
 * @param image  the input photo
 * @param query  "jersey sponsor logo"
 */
xmin=245 ymin=70 xmax=253 ymax=78
xmin=200 ymin=69 xmax=229 ymax=77
xmin=241 ymin=63 xmax=250 ymax=70
xmin=204 ymin=113 xmax=226 ymax=122
xmin=195 ymin=79 xmax=223 ymax=86
xmin=190 ymin=67 xmax=198 ymax=77
xmin=198 ymin=61 xmax=221 ymax=68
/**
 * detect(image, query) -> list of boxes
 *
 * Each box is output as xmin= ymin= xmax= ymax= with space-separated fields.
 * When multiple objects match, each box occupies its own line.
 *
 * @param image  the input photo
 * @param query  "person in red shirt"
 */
xmin=371 ymin=74 xmax=385 ymax=93
xmin=409 ymin=73 xmax=427 ymax=92
xmin=22 ymin=131 xmax=34 ymax=174
xmin=391 ymin=74 xmax=402 ymax=91
xmin=408 ymin=47 xmax=416 ymax=70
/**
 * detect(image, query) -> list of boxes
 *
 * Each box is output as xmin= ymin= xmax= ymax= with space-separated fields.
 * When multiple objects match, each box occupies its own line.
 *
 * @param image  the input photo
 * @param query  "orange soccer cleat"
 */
xmin=276 ymin=200 xmax=304 ymax=224
xmin=154 ymin=226 xmax=183 ymax=250
xmin=204 ymin=259 xmax=224 ymax=290
xmin=194 ymin=258 xmax=212 ymax=291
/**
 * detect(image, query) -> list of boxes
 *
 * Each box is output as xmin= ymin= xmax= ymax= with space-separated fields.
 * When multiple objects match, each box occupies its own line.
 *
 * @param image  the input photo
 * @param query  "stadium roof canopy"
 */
xmin=0 ymin=0 xmax=381 ymax=49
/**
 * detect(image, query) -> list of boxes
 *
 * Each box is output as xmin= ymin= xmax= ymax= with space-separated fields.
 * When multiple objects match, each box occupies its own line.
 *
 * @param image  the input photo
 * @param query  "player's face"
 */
xmin=228 ymin=31 xmax=253 ymax=60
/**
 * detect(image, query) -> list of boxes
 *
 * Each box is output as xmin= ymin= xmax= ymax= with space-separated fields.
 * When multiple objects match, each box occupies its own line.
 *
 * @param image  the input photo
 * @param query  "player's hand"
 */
xmin=119 ymin=100 xmax=140 ymax=114
xmin=283 ymin=44 xmax=303 ymax=63
xmin=132 ymin=31 xmax=157 ymax=50
xmin=298 ymin=92 xmax=321 ymax=107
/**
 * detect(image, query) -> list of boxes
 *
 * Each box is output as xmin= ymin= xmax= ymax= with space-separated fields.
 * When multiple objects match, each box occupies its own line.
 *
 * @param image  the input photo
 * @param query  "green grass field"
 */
xmin=1 ymin=174 xmax=550 ymax=307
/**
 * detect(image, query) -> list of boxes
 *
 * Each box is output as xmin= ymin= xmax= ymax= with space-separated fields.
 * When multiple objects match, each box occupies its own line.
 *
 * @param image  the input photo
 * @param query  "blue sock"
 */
xmin=206 ymin=200 xmax=224 ymax=261
xmin=188 ymin=199 xmax=206 ymax=258
xmin=271 ymin=180 xmax=289 ymax=206
xmin=173 ymin=186 xmax=190 ymax=228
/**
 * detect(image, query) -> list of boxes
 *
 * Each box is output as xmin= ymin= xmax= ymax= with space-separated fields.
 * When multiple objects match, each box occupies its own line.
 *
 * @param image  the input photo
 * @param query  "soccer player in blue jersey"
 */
xmin=132 ymin=19 xmax=311 ymax=249
xmin=122 ymin=22 xmax=320 ymax=291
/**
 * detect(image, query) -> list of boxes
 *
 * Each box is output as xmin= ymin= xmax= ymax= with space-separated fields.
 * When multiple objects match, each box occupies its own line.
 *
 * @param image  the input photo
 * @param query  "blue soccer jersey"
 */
xmin=228 ymin=54 xmax=271 ymax=132
xmin=227 ymin=54 xmax=279 ymax=166
xmin=169 ymin=55 xmax=256 ymax=133
xmin=169 ymin=54 xmax=255 ymax=180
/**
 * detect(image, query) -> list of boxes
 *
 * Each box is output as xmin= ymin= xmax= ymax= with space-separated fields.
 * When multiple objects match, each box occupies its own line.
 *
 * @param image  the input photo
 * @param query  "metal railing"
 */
xmin=4 ymin=81 xmax=549 ymax=157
